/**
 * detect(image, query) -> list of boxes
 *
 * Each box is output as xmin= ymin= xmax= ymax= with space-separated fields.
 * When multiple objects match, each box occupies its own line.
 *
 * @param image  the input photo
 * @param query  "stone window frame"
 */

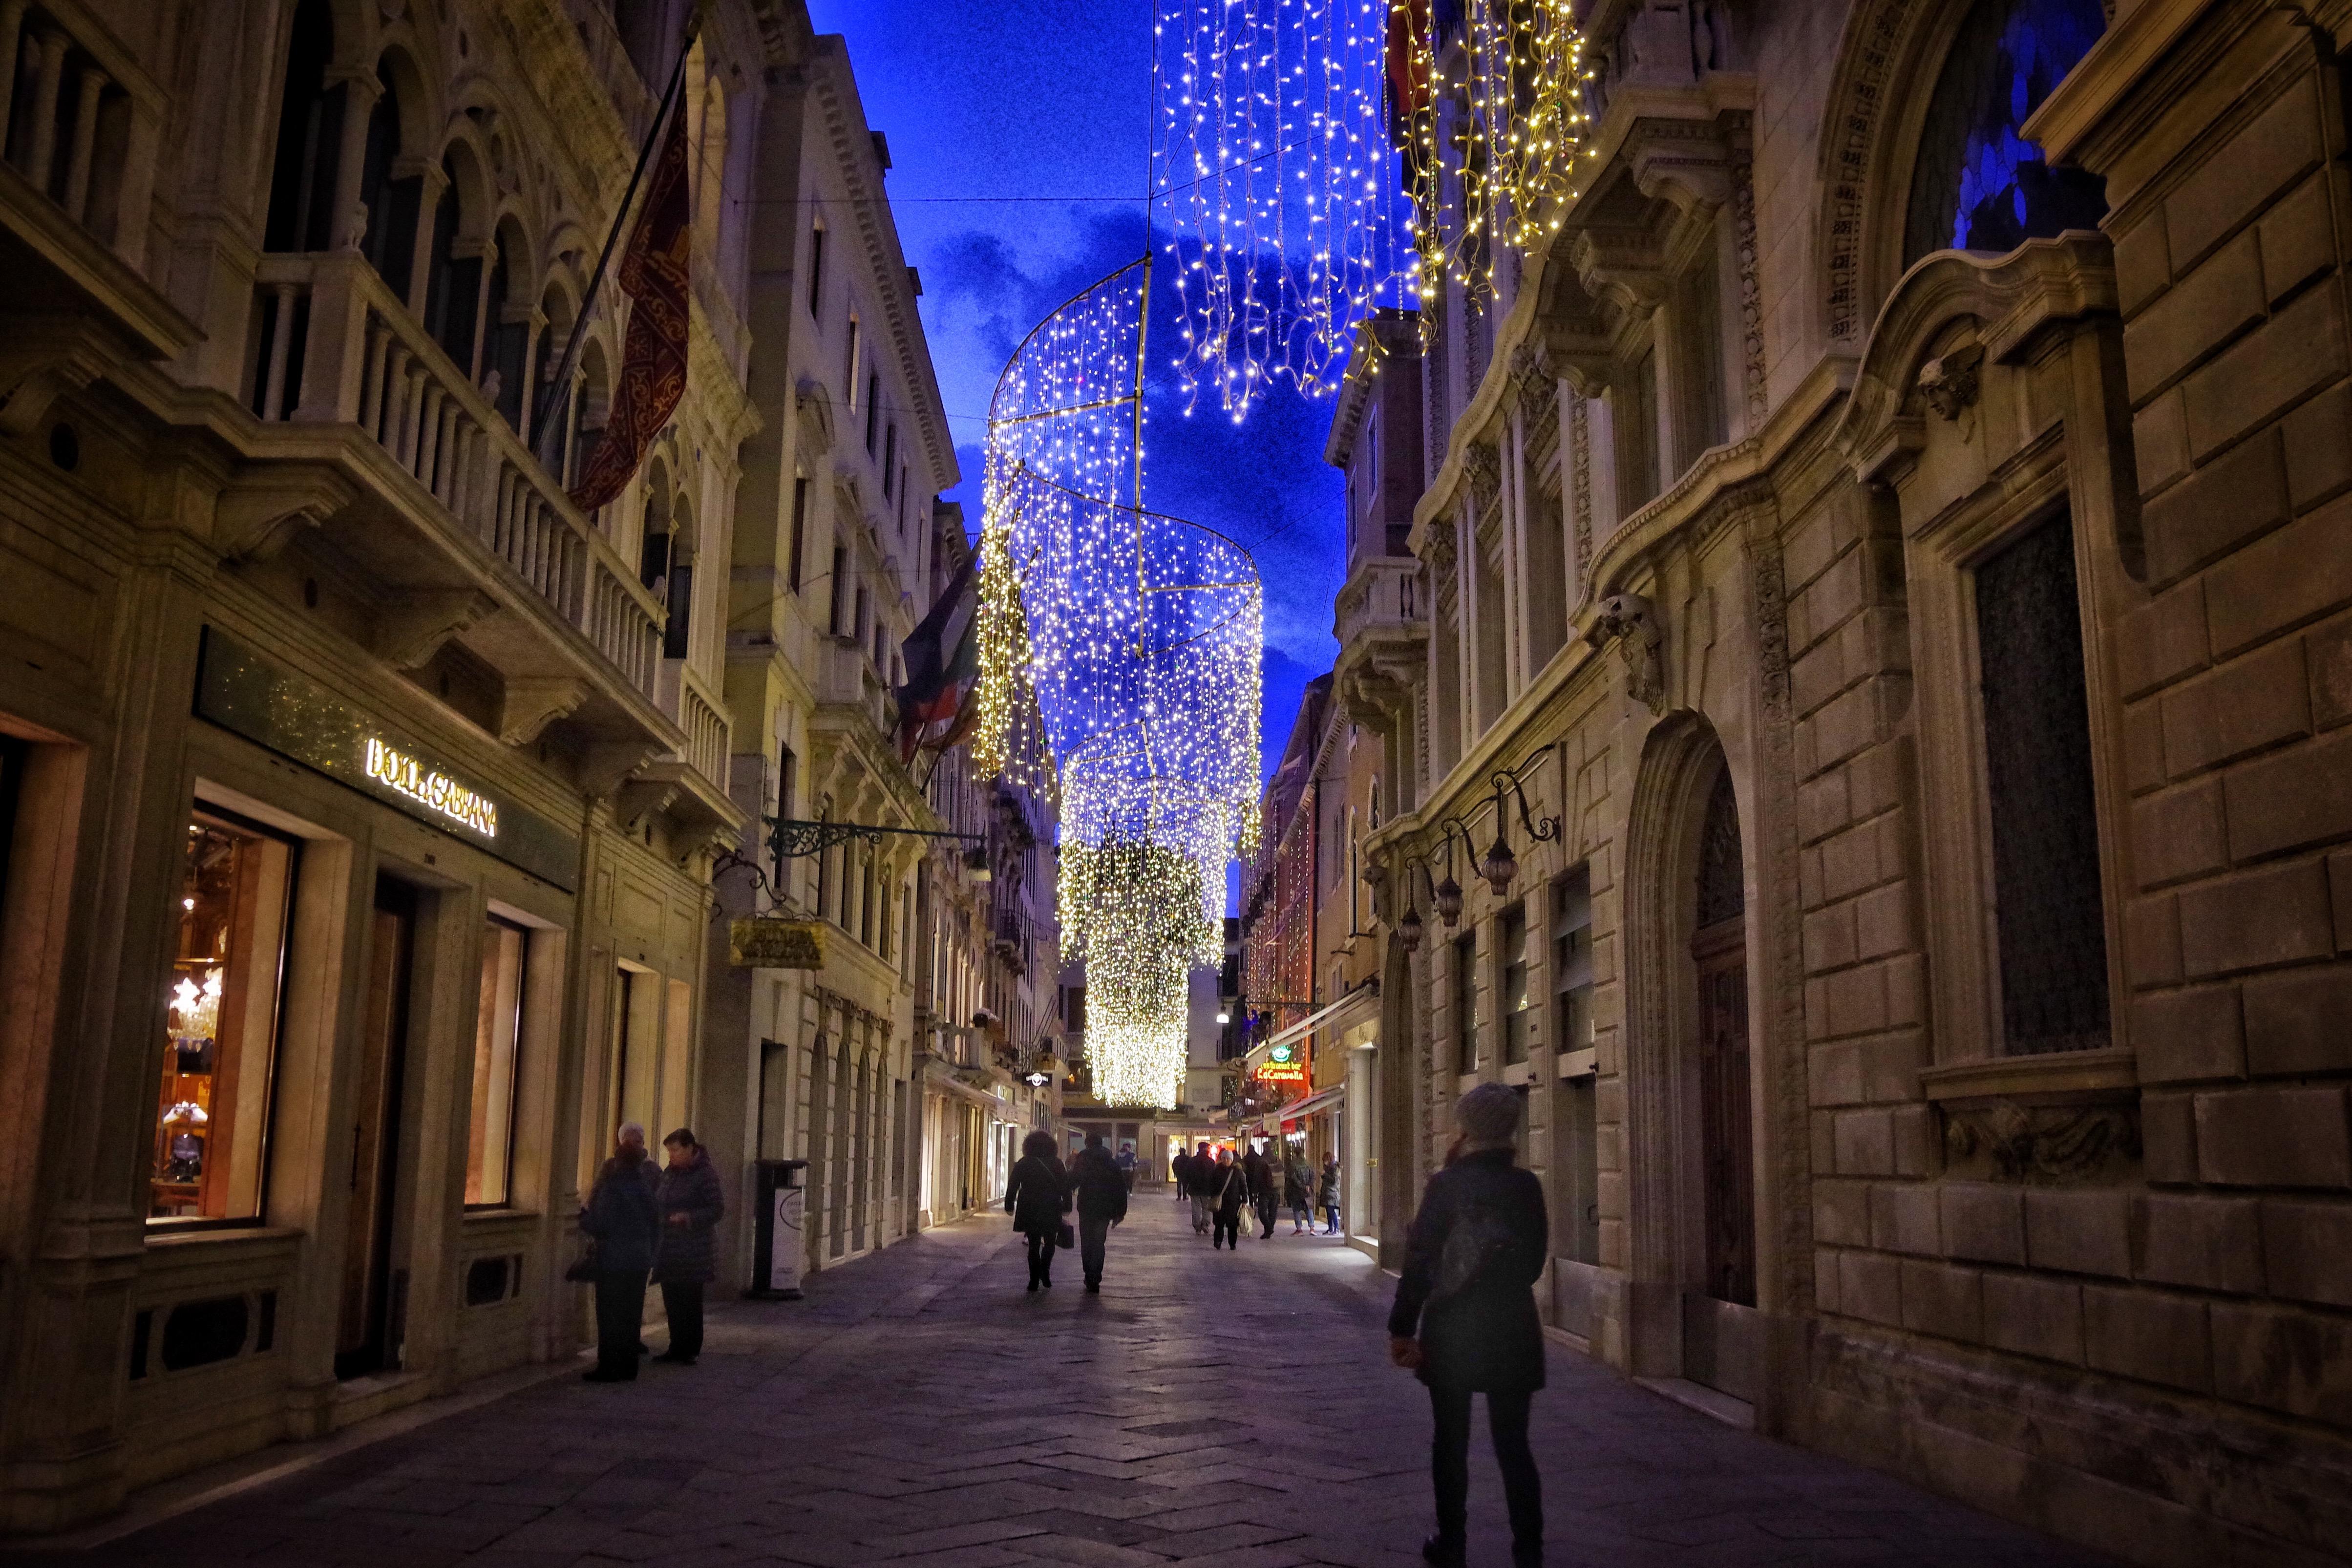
xmin=1870 ymin=282 xmax=2142 ymax=1080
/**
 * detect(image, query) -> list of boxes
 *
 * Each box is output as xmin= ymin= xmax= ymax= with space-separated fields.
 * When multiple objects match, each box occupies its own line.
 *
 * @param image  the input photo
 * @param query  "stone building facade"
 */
xmin=1349 ymin=0 xmax=2352 ymax=1560
xmin=700 ymin=12 xmax=957 ymax=1284
xmin=0 ymin=0 xmax=765 ymax=1531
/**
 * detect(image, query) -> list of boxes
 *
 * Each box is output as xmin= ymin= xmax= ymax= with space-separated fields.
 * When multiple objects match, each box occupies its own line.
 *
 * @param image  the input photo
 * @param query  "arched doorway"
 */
xmin=1624 ymin=722 xmax=1762 ymax=1404
xmin=1691 ymin=770 xmax=1756 ymax=1311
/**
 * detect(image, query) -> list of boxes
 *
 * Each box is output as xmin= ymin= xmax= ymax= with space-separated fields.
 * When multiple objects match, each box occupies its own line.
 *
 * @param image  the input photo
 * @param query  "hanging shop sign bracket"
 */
xmin=764 ymin=817 xmax=985 ymax=861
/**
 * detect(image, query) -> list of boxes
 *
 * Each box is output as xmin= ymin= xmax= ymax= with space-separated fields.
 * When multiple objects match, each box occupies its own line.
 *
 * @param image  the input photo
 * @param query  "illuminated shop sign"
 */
xmin=1259 ymin=1039 xmax=1309 ymax=1086
xmin=363 ymin=738 xmax=498 ymax=838
xmin=193 ymin=628 xmax=577 ymax=890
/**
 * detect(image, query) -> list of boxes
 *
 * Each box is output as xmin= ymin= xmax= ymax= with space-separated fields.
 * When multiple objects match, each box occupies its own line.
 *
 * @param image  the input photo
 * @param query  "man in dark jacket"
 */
xmin=651 ymin=1128 xmax=724 ymax=1366
xmin=1208 ymin=1147 xmax=1250 ymax=1250
xmin=579 ymin=1123 xmax=662 ymax=1382
xmin=1242 ymin=1144 xmax=1277 ymax=1239
xmin=1071 ymin=1132 xmax=1129 ymax=1293
xmin=1388 ymin=1083 xmax=1547 ymax=1568
xmin=1187 ymin=1141 xmax=1218 ymax=1235
xmin=1171 ymin=1146 xmax=1193 ymax=1207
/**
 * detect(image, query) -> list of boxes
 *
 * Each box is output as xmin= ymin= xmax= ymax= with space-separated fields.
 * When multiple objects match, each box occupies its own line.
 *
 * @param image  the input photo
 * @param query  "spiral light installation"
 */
xmin=1152 ymin=0 xmax=1408 ymax=418
xmin=975 ymin=260 xmax=1263 ymax=1109
xmin=1395 ymin=0 xmax=1594 ymax=343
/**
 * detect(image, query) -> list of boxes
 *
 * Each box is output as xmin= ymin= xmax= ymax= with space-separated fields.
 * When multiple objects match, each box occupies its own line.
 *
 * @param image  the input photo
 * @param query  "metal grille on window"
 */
xmin=1976 ymin=511 xmax=2111 ymax=1054
xmin=1695 ymin=771 xmax=1744 ymax=929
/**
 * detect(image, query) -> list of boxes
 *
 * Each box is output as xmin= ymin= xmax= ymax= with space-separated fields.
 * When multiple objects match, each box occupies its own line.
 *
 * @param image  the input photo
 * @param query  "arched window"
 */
xmin=1902 ymin=0 xmax=2108 ymax=267
xmin=484 ymin=220 xmax=530 ymax=429
xmin=420 ymin=154 xmax=480 ymax=370
xmin=663 ymin=501 xmax=694 ymax=659
xmin=263 ymin=0 xmax=339 ymax=252
xmin=358 ymin=63 xmax=418 ymax=297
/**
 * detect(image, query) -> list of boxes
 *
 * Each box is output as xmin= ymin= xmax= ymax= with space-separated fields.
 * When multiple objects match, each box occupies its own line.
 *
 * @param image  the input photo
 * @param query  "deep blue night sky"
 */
xmin=805 ymin=0 xmax=1349 ymax=785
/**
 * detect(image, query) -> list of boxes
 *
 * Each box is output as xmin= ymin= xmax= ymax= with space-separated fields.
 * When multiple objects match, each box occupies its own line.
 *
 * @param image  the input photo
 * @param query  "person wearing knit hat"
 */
xmin=1387 ymin=1082 xmax=1548 ymax=1568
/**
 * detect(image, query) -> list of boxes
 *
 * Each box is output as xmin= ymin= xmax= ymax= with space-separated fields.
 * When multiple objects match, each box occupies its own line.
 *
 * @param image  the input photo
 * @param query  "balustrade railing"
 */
xmin=0 ymin=0 xmax=160 ymax=268
xmin=1336 ymin=557 xmax=1422 ymax=647
xmin=675 ymin=664 xmax=730 ymax=793
xmin=249 ymin=253 xmax=664 ymax=701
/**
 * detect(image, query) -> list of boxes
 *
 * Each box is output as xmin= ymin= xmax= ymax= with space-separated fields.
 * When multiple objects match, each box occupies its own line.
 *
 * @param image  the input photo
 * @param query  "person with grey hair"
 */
xmin=1387 ymin=1082 xmax=1548 ymax=1568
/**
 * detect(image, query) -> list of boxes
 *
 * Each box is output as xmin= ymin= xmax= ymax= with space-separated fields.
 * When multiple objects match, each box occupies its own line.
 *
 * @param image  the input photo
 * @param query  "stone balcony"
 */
xmin=237 ymin=250 xmax=690 ymax=778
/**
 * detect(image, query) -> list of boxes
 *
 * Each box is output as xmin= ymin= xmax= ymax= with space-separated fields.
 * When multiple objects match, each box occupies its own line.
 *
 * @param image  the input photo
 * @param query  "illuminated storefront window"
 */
xmin=152 ymin=812 xmax=295 ymax=1222
xmin=466 ymin=919 xmax=528 ymax=1206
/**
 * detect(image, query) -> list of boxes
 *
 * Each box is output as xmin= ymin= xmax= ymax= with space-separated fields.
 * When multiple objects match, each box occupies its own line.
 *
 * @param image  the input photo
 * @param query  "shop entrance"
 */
xmin=337 ymin=875 xmax=415 ymax=1379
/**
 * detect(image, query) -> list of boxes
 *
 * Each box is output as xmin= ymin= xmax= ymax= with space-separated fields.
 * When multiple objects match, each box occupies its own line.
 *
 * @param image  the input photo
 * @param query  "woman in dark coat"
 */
xmin=1387 ymin=1083 xmax=1548 ymax=1568
xmin=1318 ymin=1154 xmax=1342 ymax=1234
xmin=651 ymin=1128 xmax=724 ymax=1366
xmin=579 ymin=1123 xmax=662 ymax=1382
xmin=1070 ymin=1132 xmax=1129 ymax=1293
xmin=1208 ymin=1148 xmax=1250 ymax=1250
xmin=1004 ymin=1130 xmax=1071 ymax=1291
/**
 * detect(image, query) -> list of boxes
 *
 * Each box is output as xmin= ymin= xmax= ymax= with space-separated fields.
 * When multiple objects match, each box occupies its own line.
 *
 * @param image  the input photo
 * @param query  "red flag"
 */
xmin=570 ymin=100 xmax=691 ymax=511
xmin=1388 ymin=0 xmax=1431 ymax=121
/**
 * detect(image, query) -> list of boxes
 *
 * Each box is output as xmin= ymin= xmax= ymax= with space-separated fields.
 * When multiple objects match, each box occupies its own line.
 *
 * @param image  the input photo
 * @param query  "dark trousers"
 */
xmin=659 ymin=1280 xmax=703 ymax=1360
xmin=1212 ymin=1213 xmax=1240 ymax=1248
xmin=1025 ymin=1230 xmax=1057 ymax=1283
xmin=1429 ymin=1386 xmax=1541 ymax=1551
xmin=1079 ymin=1214 xmax=1111 ymax=1283
xmin=593 ymin=1270 xmax=648 ymax=1378
xmin=1255 ymin=1193 xmax=1276 ymax=1237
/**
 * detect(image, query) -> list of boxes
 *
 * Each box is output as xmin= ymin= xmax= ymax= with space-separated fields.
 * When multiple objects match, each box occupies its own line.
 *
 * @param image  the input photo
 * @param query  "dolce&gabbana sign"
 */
xmin=194 ymin=628 xmax=576 ymax=890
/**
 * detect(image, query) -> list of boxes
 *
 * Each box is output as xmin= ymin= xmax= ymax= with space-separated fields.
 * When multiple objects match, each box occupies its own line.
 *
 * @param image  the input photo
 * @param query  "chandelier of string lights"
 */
xmin=975 ymin=260 xmax=1263 ymax=1110
xmin=1393 ymin=0 xmax=1594 ymax=340
xmin=1151 ymin=0 xmax=1409 ymax=418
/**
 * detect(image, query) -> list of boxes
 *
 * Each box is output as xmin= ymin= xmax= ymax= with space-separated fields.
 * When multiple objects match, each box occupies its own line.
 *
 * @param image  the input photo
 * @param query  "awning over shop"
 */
xmin=1266 ymin=1083 xmax=1346 ymax=1127
xmin=1254 ymin=979 xmax=1377 ymax=1060
xmin=922 ymin=1065 xmax=1009 ymax=1115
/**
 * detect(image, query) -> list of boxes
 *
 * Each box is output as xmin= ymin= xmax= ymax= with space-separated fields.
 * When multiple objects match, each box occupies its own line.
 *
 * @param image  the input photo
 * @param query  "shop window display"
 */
xmin=153 ymin=813 xmax=295 ymax=1222
xmin=465 ymin=919 xmax=528 ymax=1207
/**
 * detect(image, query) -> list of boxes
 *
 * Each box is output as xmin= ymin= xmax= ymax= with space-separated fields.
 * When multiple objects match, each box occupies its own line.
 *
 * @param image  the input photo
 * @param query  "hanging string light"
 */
xmin=975 ymin=260 xmax=1264 ymax=1110
xmin=1152 ymin=0 xmax=1410 ymax=418
xmin=1395 ymin=0 xmax=1595 ymax=344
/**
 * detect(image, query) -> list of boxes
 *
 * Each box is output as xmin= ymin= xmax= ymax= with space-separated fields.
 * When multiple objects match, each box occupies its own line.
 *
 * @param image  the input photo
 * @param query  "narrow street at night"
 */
xmin=18 ymin=1202 xmax=2107 ymax=1568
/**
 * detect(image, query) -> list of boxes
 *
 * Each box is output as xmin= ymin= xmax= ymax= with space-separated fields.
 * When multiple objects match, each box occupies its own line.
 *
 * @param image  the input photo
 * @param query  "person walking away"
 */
xmin=1188 ymin=1141 xmax=1218 ymax=1234
xmin=1387 ymin=1083 xmax=1549 ymax=1568
xmin=1071 ymin=1132 xmax=1129 ymax=1293
xmin=1171 ymin=1145 xmax=1193 ymax=1208
xmin=650 ymin=1128 xmax=722 ymax=1365
xmin=1284 ymin=1151 xmax=1314 ymax=1233
xmin=1210 ymin=1147 xmax=1250 ymax=1250
xmin=1242 ymin=1143 xmax=1277 ymax=1239
xmin=1004 ymin=1130 xmax=1071 ymax=1291
xmin=579 ymin=1122 xmax=661 ymax=1382
xmin=1319 ymin=1153 xmax=1343 ymax=1235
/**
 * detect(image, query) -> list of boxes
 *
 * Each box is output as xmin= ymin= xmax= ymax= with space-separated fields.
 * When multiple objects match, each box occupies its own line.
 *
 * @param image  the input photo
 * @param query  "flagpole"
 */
xmin=532 ymin=23 xmax=699 ymax=470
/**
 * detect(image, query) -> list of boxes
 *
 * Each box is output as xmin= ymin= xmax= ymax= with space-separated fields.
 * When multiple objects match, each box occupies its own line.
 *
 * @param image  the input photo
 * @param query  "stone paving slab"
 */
xmin=7 ymin=1200 xmax=2119 ymax=1567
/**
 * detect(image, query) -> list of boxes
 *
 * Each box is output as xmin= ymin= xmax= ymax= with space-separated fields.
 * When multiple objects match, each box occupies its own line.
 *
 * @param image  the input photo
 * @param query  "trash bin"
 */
xmin=747 ymin=1159 xmax=808 ymax=1300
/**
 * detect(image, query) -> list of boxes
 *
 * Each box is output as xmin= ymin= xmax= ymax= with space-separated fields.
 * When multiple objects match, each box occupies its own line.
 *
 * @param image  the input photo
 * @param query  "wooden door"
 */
xmin=1692 ymin=918 xmax=1756 ymax=1307
xmin=337 ymin=877 xmax=414 ymax=1377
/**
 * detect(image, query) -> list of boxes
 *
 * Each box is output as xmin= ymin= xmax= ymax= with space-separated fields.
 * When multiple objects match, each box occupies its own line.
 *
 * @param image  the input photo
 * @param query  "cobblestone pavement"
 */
xmin=26 ymin=1197 xmax=2115 ymax=1568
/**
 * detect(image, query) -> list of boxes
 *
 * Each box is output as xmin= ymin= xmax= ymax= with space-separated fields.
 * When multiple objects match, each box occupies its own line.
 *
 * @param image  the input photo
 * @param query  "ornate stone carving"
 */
xmin=1592 ymin=592 xmax=1666 ymax=715
xmin=1570 ymin=399 xmax=1592 ymax=590
xmin=497 ymin=676 xmax=587 ymax=746
xmin=1731 ymin=125 xmax=1767 ymax=431
xmin=1420 ymin=519 xmax=1456 ymax=583
xmin=1748 ymin=537 xmax=1789 ymax=721
xmin=1942 ymin=1099 xmax=2141 ymax=1185
xmin=1462 ymin=441 xmax=1501 ymax=512
xmin=214 ymin=463 xmax=358 ymax=563
xmin=1918 ymin=342 xmax=1985 ymax=421
xmin=372 ymin=588 xmax=496 ymax=669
